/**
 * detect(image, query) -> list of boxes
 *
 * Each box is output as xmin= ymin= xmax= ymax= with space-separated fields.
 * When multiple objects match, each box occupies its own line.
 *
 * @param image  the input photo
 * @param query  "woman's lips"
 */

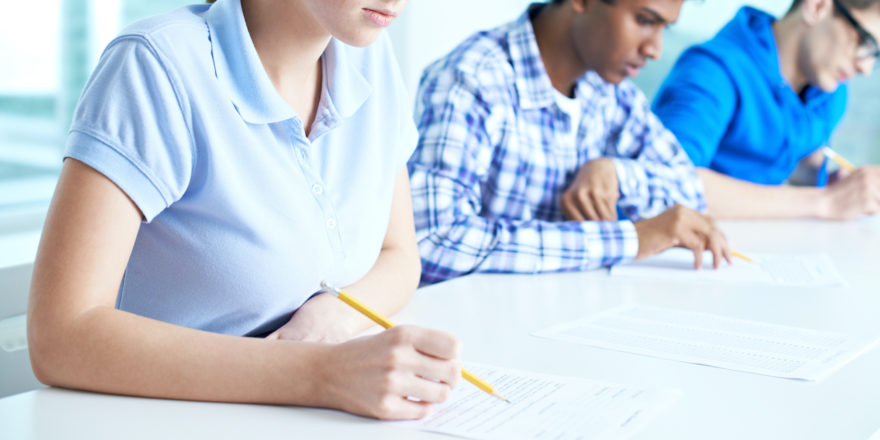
xmin=363 ymin=8 xmax=396 ymax=27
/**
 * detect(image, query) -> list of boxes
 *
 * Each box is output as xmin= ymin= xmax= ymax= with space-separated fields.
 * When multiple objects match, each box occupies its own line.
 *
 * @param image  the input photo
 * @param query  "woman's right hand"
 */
xmin=315 ymin=325 xmax=462 ymax=420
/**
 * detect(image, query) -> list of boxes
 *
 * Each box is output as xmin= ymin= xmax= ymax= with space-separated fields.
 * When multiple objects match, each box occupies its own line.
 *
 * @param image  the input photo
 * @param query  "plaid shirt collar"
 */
xmin=508 ymin=4 xmax=617 ymax=111
xmin=508 ymin=5 xmax=555 ymax=110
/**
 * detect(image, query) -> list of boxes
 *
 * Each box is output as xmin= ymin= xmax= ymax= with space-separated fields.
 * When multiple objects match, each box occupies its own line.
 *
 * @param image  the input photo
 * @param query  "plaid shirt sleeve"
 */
xmin=608 ymin=84 xmax=707 ymax=221
xmin=409 ymin=66 xmax=639 ymax=285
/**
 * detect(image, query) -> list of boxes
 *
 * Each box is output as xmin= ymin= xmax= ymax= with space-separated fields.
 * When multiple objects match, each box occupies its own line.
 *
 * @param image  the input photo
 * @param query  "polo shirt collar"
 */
xmin=507 ymin=4 xmax=557 ymax=110
xmin=322 ymin=39 xmax=372 ymax=119
xmin=205 ymin=0 xmax=371 ymax=125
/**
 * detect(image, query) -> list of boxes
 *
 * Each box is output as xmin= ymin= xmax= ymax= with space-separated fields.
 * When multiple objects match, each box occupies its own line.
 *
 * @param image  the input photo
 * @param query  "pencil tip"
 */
xmin=492 ymin=392 xmax=511 ymax=403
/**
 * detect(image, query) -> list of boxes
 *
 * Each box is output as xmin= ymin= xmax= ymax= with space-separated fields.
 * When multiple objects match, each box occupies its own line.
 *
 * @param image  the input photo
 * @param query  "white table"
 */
xmin=2 ymin=219 xmax=880 ymax=439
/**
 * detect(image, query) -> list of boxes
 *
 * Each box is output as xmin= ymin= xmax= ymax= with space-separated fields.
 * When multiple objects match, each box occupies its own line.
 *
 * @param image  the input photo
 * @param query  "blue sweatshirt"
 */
xmin=652 ymin=7 xmax=848 ymax=186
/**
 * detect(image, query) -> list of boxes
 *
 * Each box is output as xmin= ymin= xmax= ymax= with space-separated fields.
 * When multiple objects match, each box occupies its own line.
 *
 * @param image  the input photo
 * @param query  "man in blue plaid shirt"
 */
xmin=409 ymin=0 xmax=733 ymax=285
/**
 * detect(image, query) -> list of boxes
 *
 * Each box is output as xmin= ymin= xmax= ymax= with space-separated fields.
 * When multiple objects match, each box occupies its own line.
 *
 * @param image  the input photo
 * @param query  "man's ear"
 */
xmin=800 ymin=0 xmax=834 ymax=26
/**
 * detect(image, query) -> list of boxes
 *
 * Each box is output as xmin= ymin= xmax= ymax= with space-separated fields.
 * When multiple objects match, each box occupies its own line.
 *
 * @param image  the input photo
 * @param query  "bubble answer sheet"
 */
xmin=393 ymin=363 xmax=681 ymax=440
xmin=534 ymin=305 xmax=879 ymax=381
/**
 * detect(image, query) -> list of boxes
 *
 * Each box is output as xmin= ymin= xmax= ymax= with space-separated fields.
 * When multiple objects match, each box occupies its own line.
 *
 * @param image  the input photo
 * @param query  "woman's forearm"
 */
xmin=29 ymin=305 xmax=326 ymax=405
xmin=327 ymin=244 xmax=422 ymax=334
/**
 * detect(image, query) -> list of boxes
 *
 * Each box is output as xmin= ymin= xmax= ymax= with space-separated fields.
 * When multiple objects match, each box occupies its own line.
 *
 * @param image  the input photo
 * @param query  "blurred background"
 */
xmin=1 ymin=0 xmax=878 ymax=242
xmin=0 ymin=0 xmax=878 ymax=400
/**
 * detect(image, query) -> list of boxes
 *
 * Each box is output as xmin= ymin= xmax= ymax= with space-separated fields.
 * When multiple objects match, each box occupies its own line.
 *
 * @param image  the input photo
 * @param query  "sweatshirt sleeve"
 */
xmin=652 ymin=47 xmax=738 ymax=168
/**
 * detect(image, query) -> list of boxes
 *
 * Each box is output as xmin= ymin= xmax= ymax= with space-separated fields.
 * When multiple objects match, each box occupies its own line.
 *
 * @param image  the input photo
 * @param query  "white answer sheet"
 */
xmin=534 ymin=305 xmax=879 ymax=381
xmin=609 ymin=249 xmax=845 ymax=287
xmin=395 ymin=363 xmax=680 ymax=440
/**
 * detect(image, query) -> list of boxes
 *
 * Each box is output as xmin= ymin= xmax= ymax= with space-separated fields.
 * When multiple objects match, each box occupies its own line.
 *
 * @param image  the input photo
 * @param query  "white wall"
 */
xmin=388 ymin=0 xmax=880 ymax=165
xmin=674 ymin=0 xmax=790 ymax=35
xmin=388 ymin=0 xmax=532 ymax=101
xmin=387 ymin=0 xmax=792 ymax=99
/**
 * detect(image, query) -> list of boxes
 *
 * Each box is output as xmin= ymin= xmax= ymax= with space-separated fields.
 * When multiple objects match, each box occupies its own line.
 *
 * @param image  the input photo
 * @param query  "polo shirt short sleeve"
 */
xmin=63 ymin=0 xmax=417 ymax=336
xmin=66 ymin=36 xmax=195 ymax=221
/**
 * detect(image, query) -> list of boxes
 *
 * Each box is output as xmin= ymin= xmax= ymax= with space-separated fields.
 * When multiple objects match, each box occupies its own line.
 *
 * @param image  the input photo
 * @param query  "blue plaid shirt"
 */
xmin=408 ymin=5 xmax=705 ymax=285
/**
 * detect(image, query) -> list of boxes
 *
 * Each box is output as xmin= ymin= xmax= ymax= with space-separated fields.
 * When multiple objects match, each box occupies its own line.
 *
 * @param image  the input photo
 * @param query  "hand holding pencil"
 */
xmin=314 ymin=321 xmax=464 ymax=420
xmin=822 ymin=146 xmax=856 ymax=173
xmin=820 ymin=168 xmax=880 ymax=221
xmin=321 ymin=281 xmax=511 ymax=404
xmin=815 ymin=148 xmax=880 ymax=220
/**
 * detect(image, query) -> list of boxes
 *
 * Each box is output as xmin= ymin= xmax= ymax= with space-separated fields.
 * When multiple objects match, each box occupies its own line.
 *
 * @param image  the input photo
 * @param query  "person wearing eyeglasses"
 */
xmin=652 ymin=0 xmax=880 ymax=220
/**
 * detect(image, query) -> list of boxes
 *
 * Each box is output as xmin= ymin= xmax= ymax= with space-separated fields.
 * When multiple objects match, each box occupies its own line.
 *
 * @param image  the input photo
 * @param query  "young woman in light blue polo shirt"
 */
xmin=27 ymin=0 xmax=461 ymax=420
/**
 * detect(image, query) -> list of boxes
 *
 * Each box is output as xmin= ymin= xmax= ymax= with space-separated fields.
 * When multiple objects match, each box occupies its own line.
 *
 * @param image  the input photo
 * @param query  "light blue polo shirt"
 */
xmin=64 ymin=0 xmax=417 ymax=336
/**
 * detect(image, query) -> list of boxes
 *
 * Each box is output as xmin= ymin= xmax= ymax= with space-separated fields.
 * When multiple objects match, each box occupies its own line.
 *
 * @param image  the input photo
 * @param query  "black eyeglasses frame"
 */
xmin=832 ymin=0 xmax=880 ymax=61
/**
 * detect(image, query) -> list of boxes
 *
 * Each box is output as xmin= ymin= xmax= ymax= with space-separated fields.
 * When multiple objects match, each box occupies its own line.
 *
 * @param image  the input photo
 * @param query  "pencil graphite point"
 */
xmin=494 ymin=392 xmax=511 ymax=403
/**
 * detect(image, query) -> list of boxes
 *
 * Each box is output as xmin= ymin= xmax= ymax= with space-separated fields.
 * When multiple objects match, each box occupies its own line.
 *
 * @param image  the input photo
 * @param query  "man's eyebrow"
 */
xmin=639 ymin=7 xmax=670 ymax=24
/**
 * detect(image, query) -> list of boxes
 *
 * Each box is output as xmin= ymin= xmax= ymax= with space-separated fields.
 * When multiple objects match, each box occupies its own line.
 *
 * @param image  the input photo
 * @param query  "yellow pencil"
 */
xmin=822 ymin=146 xmax=857 ymax=173
xmin=320 ymin=281 xmax=510 ymax=403
xmin=731 ymin=250 xmax=753 ymax=263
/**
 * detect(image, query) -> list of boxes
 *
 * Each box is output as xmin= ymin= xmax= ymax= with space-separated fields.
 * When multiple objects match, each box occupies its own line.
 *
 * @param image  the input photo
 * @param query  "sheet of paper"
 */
xmin=534 ymin=305 xmax=879 ymax=381
xmin=394 ymin=363 xmax=680 ymax=440
xmin=609 ymin=249 xmax=845 ymax=287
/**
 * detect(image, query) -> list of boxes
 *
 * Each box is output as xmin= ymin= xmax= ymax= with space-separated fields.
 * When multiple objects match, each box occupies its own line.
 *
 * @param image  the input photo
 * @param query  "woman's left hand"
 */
xmin=266 ymin=293 xmax=365 ymax=344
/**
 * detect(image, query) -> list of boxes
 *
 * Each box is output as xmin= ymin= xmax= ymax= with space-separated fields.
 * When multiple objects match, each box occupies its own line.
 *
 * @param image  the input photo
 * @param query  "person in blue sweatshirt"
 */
xmin=653 ymin=0 xmax=880 ymax=220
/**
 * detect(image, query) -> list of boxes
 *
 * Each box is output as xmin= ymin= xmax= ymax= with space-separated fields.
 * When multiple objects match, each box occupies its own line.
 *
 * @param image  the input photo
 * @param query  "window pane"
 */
xmin=0 ymin=0 xmax=192 ymax=217
xmin=0 ymin=1 xmax=62 ymax=214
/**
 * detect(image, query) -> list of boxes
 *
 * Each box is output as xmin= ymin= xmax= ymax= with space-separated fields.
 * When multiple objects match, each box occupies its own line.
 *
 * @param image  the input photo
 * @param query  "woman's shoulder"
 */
xmin=107 ymin=5 xmax=213 ymax=70
xmin=90 ymin=5 xmax=216 ymax=102
xmin=121 ymin=5 xmax=209 ymax=36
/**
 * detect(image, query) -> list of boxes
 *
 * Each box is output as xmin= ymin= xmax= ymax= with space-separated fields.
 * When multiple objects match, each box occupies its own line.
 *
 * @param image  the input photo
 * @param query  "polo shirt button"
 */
xmin=326 ymin=218 xmax=337 ymax=229
xmin=312 ymin=184 xmax=323 ymax=195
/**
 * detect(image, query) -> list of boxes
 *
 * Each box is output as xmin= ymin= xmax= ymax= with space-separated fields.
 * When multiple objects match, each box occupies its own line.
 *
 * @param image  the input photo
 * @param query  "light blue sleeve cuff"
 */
xmin=64 ymin=130 xmax=169 ymax=222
